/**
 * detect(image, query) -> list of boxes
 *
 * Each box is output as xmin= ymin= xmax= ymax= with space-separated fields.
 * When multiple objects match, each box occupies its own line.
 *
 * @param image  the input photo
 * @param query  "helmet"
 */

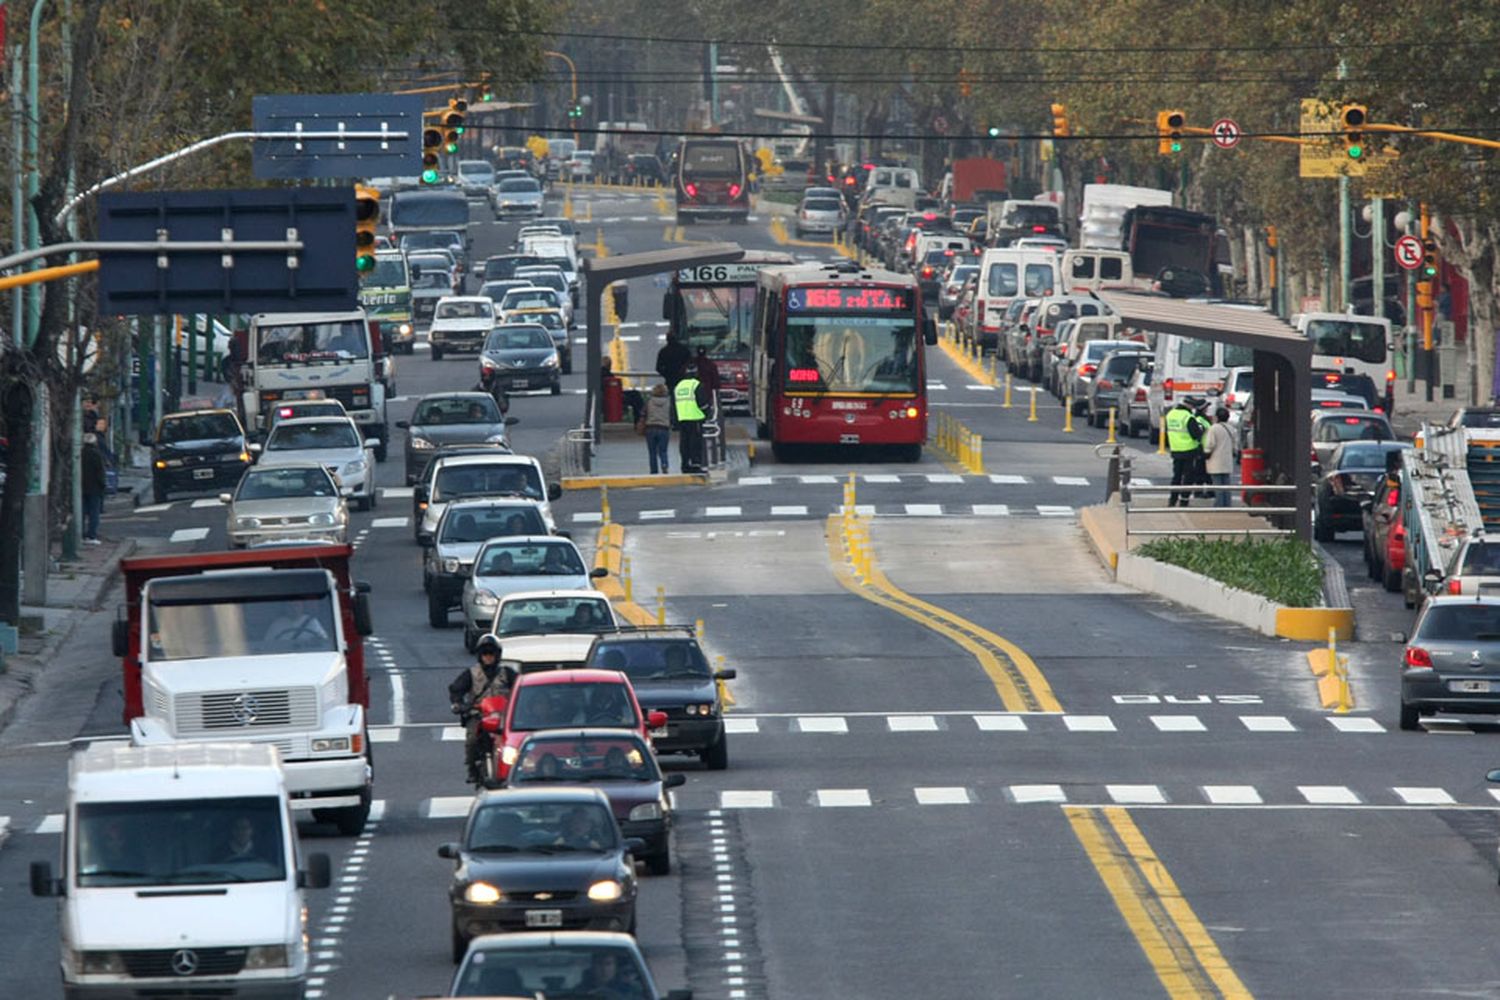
xmin=475 ymin=635 xmax=502 ymax=659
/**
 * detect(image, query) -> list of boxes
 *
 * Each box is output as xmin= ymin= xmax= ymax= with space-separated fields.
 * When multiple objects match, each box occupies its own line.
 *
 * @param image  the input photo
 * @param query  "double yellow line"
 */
xmin=1067 ymin=807 xmax=1253 ymax=999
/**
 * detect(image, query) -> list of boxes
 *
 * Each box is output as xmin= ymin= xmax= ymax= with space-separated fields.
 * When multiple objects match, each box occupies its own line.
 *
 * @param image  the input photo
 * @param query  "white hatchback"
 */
xmin=254 ymin=416 xmax=377 ymax=510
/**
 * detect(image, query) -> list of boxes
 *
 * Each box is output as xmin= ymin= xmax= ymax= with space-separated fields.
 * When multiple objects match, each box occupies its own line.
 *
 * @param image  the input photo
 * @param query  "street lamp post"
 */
xmin=544 ymin=50 xmax=580 ymax=148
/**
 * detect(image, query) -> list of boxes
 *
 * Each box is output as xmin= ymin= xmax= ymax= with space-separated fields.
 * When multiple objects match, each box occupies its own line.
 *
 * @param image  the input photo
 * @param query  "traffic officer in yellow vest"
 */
xmin=1165 ymin=396 xmax=1208 ymax=507
xmin=674 ymin=362 xmax=712 ymax=474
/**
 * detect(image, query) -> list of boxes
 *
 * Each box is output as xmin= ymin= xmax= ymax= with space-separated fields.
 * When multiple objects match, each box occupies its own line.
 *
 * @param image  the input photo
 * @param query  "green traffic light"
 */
xmin=421 ymin=168 xmax=439 ymax=184
xmin=1348 ymin=145 xmax=1363 ymax=159
xmin=355 ymin=255 xmax=375 ymax=272
xmin=986 ymin=126 xmax=1000 ymax=138
xmin=1170 ymin=141 xmax=1182 ymax=153
xmin=445 ymin=141 xmax=459 ymax=154
xmin=455 ymin=126 xmax=465 ymax=135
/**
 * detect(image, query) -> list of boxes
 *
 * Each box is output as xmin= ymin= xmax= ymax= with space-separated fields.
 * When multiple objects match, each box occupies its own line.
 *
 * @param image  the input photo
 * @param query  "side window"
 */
xmin=1100 ymin=257 xmax=1124 ymax=280
xmin=1023 ymin=264 xmax=1054 ymax=296
xmin=1071 ymin=256 xmax=1095 ymax=280
xmin=1178 ymin=338 xmax=1215 ymax=367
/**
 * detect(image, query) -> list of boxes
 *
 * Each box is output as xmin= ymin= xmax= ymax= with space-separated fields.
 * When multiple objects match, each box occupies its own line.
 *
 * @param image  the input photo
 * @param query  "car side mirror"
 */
xmin=352 ymin=592 xmax=374 ymax=637
xmin=364 ymin=441 xmax=377 ymax=451
xmin=248 ymin=442 xmax=262 ymax=454
xmin=395 ymin=420 xmax=410 ymax=430
xmin=30 ymin=860 xmax=61 ymax=897
xmin=299 ymin=852 xmax=332 ymax=890
xmin=505 ymin=416 xmax=520 ymax=426
xmin=547 ymin=483 xmax=563 ymax=502
xmin=714 ymin=668 xmax=737 ymax=681
xmin=1392 ymin=631 xmax=1408 ymax=644
xmin=590 ymin=566 xmax=609 ymax=579
xmin=437 ymin=842 xmax=460 ymax=860
xmin=623 ymin=837 xmax=646 ymax=855
xmin=647 ymin=710 xmax=668 ymax=729
xmin=664 ymin=773 xmax=687 ymax=789
xmin=111 ymin=618 xmax=128 ymax=658
xmin=218 ymin=493 xmax=232 ymax=504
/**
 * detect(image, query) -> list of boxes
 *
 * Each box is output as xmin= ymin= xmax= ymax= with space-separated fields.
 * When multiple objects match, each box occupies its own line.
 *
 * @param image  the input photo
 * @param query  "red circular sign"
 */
xmin=1394 ymin=234 xmax=1424 ymax=271
xmin=1211 ymin=118 xmax=1240 ymax=149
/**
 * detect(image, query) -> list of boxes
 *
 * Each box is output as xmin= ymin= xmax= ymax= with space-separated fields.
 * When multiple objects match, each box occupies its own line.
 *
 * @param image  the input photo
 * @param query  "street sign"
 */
xmin=1394 ymin=233 xmax=1425 ymax=271
xmin=97 ymin=188 xmax=359 ymax=316
xmin=1211 ymin=118 xmax=1241 ymax=149
xmin=252 ymin=93 xmax=424 ymax=180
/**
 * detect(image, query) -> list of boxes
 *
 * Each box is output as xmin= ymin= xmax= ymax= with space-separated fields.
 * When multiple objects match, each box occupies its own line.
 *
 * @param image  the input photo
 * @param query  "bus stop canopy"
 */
xmin=580 ymin=243 xmax=746 ymax=440
xmin=1097 ymin=291 xmax=1314 ymax=539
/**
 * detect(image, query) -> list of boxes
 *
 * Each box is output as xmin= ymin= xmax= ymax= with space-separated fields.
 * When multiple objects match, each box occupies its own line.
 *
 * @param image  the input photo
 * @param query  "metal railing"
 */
xmin=1094 ymin=442 xmax=1300 ymax=539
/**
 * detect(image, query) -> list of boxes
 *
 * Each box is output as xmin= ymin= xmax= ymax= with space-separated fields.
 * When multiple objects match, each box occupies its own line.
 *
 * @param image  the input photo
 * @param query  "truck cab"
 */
xmin=31 ymin=742 xmax=332 ymax=999
xmin=113 ymin=545 xmax=375 ymax=835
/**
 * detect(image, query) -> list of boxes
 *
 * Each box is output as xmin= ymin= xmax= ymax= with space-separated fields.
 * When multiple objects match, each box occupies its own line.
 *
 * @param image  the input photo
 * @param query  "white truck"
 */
xmin=239 ymin=309 xmax=390 ymax=461
xmin=30 ymin=742 xmax=332 ymax=999
xmin=1078 ymin=184 xmax=1174 ymax=250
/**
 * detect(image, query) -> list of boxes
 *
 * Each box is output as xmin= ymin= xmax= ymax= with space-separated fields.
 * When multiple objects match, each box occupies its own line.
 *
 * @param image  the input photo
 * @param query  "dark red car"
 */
xmin=490 ymin=669 xmax=667 ymax=781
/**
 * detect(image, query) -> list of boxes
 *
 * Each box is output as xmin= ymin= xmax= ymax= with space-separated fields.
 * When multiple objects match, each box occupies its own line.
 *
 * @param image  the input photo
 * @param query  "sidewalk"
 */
xmin=1390 ymin=355 xmax=1473 ymax=436
xmin=560 ymin=422 xmax=752 ymax=489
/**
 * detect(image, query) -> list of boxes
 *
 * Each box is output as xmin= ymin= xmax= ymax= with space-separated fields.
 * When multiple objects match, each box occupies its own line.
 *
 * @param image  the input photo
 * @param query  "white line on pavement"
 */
xmin=169 ymin=527 xmax=210 ymax=543
xmin=389 ymin=670 xmax=407 ymax=728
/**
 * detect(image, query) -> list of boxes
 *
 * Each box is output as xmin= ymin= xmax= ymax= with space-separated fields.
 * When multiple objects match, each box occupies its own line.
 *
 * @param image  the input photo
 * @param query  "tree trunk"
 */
xmin=0 ymin=375 xmax=35 ymax=624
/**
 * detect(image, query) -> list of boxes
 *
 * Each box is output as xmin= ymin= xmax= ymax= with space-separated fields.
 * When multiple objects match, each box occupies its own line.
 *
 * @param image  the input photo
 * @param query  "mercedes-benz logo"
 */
xmin=170 ymin=949 xmax=199 ymax=976
xmin=231 ymin=693 xmax=260 ymax=725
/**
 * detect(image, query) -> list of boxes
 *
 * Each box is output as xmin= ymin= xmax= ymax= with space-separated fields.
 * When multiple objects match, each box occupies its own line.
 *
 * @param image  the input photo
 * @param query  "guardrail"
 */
xmin=1094 ymin=442 xmax=1299 ymax=539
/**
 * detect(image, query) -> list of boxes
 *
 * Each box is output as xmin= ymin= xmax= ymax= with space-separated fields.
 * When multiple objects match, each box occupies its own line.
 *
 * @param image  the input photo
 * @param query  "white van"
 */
xmin=973 ymin=247 xmax=1061 ymax=350
xmin=1147 ymin=334 xmax=1256 ymax=438
xmin=864 ymin=165 xmax=920 ymax=199
xmin=1291 ymin=312 xmax=1394 ymax=412
xmin=1061 ymin=249 xmax=1134 ymax=293
xmin=31 ymin=742 xmax=331 ymax=999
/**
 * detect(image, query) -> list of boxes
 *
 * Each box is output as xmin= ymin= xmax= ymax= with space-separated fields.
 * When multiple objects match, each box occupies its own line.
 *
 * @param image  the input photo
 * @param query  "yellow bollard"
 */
xmin=655 ymin=586 xmax=666 ymax=626
xmin=695 ymin=617 xmax=705 ymax=640
xmin=716 ymin=654 xmax=736 ymax=707
xmin=600 ymin=484 xmax=611 ymax=525
xmin=972 ymin=434 xmax=984 ymax=475
xmin=1002 ymin=373 xmax=1013 ymax=408
xmin=1106 ymin=408 xmax=1118 ymax=445
xmin=1063 ymin=398 xmax=1074 ymax=433
xmin=1156 ymin=419 xmax=1168 ymax=455
xmin=1027 ymin=388 xmax=1038 ymax=423
xmin=622 ymin=556 xmax=634 ymax=602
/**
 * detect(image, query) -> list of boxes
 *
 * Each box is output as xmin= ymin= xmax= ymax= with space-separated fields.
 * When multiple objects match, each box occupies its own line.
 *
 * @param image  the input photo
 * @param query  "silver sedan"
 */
xmin=461 ymin=535 xmax=606 ymax=650
xmin=222 ymin=462 xmax=348 ymax=548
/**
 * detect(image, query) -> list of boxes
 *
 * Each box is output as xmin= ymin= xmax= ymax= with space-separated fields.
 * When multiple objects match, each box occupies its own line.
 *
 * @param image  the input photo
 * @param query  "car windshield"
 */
xmin=434 ymin=463 xmax=543 ymax=502
xmin=1337 ymin=442 xmax=1408 ymax=469
xmin=436 ymin=300 xmax=492 ymax=321
xmin=148 ymin=592 xmax=337 ymax=660
xmin=805 ymin=199 xmax=842 ymax=213
xmin=1461 ymin=410 xmax=1500 ymax=428
xmin=1419 ymin=603 xmax=1500 ymax=641
xmin=440 ymin=505 xmax=545 ymax=543
xmin=237 ymin=467 xmax=336 ymax=500
xmin=453 ymin=944 xmax=650 ymax=999
xmin=414 ymin=397 xmax=502 ymax=426
xmin=76 ymin=797 xmax=286 ymax=888
xmin=267 ymin=421 xmax=359 ymax=451
xmin=477 ymin=541 xmax=585 ymax=577
xmin=486 ymin=327 xmax=554 ymax=351
xmin=510 ymin=681 xmax=637 ymax=730
xmin=412 ymin=268 xmax=453 ymax=290
xmin=1461 ymin=544 xmax=1500 ymax=575
xmin=511 ymin=735 xmax=659 ymax=785
xmin=158 ymin=412 xmax=239 ymax=443
xmin=783 ymin=314 xmax=919 ymax=393
xmin=501 ymin=289 xmax=559 ymax=312
xmin=1316 ymin=416 xmax=1393 ymax=443
xmin=401 ymin=231 xmax=462 ymax=252
xmin=466 ymin=800 xmax=619 ymax=853
xmin=499 ymin=178 xmax=539 ymax=192
xmin=256 ymin=320 xmax=368 ymax=363
xmin=480 ymin=281 xmax=527 ymax=302
xmin=589 ymin=639 xmax=711 ymax=680
xmin=361 ymin=256 xmax=408 ymax=287
xmin=1307 ymin=319 xmax=1387 ymax=364
xmin=496 ymin=596 xmax=612 ymax=636
xmin=517 ymin=271 xmax=566 ymax=292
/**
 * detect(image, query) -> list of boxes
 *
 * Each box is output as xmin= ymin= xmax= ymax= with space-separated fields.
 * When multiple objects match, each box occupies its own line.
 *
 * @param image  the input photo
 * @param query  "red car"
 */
xmin=1361 ymin=470 xmax=1404 ymax=593
xmin=490 ymin=669 xmax=667 ymax=780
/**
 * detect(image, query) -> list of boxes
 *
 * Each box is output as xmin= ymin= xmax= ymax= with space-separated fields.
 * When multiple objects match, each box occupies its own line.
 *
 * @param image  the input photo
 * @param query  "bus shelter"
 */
xmin=579 ymin=243 xmax=745 ymax=444
xmin=1097 ymin=292 xmax=1314 ymax=540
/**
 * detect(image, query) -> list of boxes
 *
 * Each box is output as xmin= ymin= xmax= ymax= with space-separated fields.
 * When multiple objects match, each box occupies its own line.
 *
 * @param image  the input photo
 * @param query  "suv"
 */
xmin=584 ymin=627 xmax=736 ymax=769
xmin=150 ymin=408 xmax=252 ymax=504
xmin=414 ymin=452 xmax=559 ymax=544
xmin=424 ymin=499 xmax=551 ymax=628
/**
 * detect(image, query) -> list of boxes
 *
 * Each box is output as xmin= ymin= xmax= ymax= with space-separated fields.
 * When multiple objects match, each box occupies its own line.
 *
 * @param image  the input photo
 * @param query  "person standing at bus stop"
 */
xmin=1202 ymin=406 xmax=1236 ymax=508
xmin=654 ymin=331 xmax=691 ymax=390
xmin=641 ymin=383 xmax=672 ymax=474
xmin=674 ymin=362 xmax=711 ymax=474
xmin=1165 ymin=396 xmax=1205 ymax=507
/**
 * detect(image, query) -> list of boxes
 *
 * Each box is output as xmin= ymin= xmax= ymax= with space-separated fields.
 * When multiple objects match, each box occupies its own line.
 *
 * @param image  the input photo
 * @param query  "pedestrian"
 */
xmin=693 ymin=346 xmax=720 ymax=417
xmin=1190 ymin=398 xmax=1215 ymax=499
xmin=81 ymin=433 xmax=106 ymax=544
xmin=1203 ymin=406 xmax=1236 ymax=508
xmin=654 ymin=330 xmax=691 ymax=390
xmin=641 ymin=383 xmax=672 ymax=474
xmin=1164 ymin=397 xmax=1206 ymax=507
xmin=674 ymin=362 xmax=711 ymax=474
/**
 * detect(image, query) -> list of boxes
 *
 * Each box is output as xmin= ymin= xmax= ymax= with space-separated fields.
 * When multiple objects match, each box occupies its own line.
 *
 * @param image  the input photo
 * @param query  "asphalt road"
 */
xmin=4 ymin=189 xmax=1500 ymax=999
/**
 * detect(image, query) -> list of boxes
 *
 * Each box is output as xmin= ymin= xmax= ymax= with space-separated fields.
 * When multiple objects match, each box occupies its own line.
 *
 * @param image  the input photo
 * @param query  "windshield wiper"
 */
xmin=467 ymin=844 xmax=521 ymax=854
xmin=646 ymin=670 xmax=710 ymax=680
xmin=81 ymin=868 xmax=154 ymax=879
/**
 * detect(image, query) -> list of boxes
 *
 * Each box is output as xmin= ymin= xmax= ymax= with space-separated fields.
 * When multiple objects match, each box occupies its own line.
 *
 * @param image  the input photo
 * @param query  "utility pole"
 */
xmin=1336 ymin=60 xmax=1351 ymax=312
xmin=1404 ymin=203 xmax=1418 ymax=393
xmin=1370 ymin=196 xmax=1385 ymax=322
xmin=20 ymin=0 xmax=49 ymax=606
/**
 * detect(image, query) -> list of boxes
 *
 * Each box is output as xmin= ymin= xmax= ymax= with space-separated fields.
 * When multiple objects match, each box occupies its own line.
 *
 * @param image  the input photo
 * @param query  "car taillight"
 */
xmin=1404 ymin=647 xmax=1434 ymax=669
xmin=1224 ymin=393 xmax=1236 ymax=406
xmin=684 ymin=182 xmax=698 ymax=198
xmin=1032 ymin=225 xmax=1047 ymax=232
xmin=729 ymin=183 xmax=742 ymax=199
xmin=1387 ymin=369 xmax=1396 ymax=382
xmin=921 ymin=266 xmax=935 ymax=278
xmin=1134 ymin=387 xmax=1147 ymax=402
xmin=1163 ymin=378 xmax=1174 ymax=401
xmin=1097 ymin=379 xmax=1113 ymax=390
xmin=1079 ymin=363 xmax=1097 ymax=376
xmin=1448 ymin=578 xmax=1463 ymax=594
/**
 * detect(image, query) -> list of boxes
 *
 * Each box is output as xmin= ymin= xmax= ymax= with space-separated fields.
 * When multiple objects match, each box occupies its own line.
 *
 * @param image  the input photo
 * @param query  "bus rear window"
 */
xmin=1307 ymin=319 xmax=1387 ymax=364
xmin=682 ymin=143 xmax=741 ymax=177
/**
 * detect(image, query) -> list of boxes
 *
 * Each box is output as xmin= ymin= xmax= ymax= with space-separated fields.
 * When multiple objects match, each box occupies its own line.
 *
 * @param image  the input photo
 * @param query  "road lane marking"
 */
xmin=1202 ymin=785 xmax=1263 ymax=805
xmin=380 ymin=487 xmax=414 ymax=499
xmin=35 ymin=813 xmax=64 ymax=834
xmin=722 ymin=718 xmax=760 ymax=735
xmin=1107 ymin=784 xmax=1167 ymax=804
xmin=1239 ymin=715 xmax=1296 ymax=732
xmin=1063 ymin=715 xmax=1116 ymax=732
xmin=133 ymin=503 xmax=172 ymax=514
xmin=368 ymin=727 xmax=402 ymax=743
xmin=886 ymin=714 xmax=939 ymax=732
xmin=1067 ymin=805 xmax=1253 ymax=999
xmin=989 ymin=474 xmax=1029 ymax=484
xmin=389 ymin=669 xmax=407 ymax=727
xmin=816 ymin=789 xmax=871 ymax=807
xmin=770 ymin=505 xmax=808 ymax=516
xmin=1010 ymin=785 xmax=1066 ymax=803
xmin=914 ymin=787 xmax=971 ymax=805
xmin=1327 ymin=717 xmax=1384 ymax=733
xmin=720 ymin=791 xmax=775 ymax=809
xmin=1299 ymin=785 xmax=1360 ymax=804
xmin=799 ymin=475 xmax=838 ymax=484
xmin=705 ymin=506 xmax=742 ymax=517
xmin=1036 ymin=505 xmax=1076 ymax=517
xmin=1393 ymin=787 xmax=1455 ymax=805
xmin=972 ymin=504 xmax=1011 ymax=516
xmin=974 ymin=714 xmax=1028 ymax=731
xmin=796 ymin=716 xmax=848 ymax=734
xmin=903 ymin=503 xmax=943 ymax=516
xmin=423 ymin=796 xmax=472 ymax=819
xmin=369 ymin=517 xmax=408 ymax=529
xmin=573 ymin=512 xmax=604 ymax=523
xmin=863 ymin=474 xmax=901 ymax=483
xmin=824 ymin=516 xmax=1060 ymax=713
xmin=168 ymin=527 xmax=210 ymax=543
xmin=1150 ymin=715 xmax=1206 ymax=732
xmin=440 ymin=726 xmax=465 ymax=741
xmin=640 ymin=509 xmax=676 ymax=520
xmin=738 ymin=476 xmax=773 ymax=486
xmin=1053 ymin=476 xmax=1090 ymax=486
xmin=925 ymin=474 xmax=964 ymax=484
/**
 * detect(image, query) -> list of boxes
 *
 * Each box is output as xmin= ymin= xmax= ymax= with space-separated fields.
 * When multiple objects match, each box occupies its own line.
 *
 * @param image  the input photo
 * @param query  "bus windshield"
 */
xmin=677 ymin=285 xmax=756 ymax=360
xmin=1307 ymin=319 xmax=1387 ymax=364
xmin=256 ymin=320 xmax=368 ymax=364
xmin=389 ymin=192 xmax=468 ymax=229
xmin=784 ymin=315 xmax=919 ymax=394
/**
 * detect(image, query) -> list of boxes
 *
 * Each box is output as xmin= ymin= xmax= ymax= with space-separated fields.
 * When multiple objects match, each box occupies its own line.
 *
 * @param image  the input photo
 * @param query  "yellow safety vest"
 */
xmin=1165 ymin=407 xmax=1196 ymax=453
xmin=674 ymin=378 xmax=705 ymax=421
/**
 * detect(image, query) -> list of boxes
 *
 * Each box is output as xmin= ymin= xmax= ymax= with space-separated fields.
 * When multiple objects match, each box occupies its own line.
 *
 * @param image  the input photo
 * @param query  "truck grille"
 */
xmin=176 ymin=688 xmax=318 ymax=732
xmin=121 ymin=946 xmax=248 ymax=978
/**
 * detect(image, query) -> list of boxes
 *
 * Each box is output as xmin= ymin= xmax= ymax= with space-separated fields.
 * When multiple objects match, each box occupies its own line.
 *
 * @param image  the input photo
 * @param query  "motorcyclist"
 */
xmin=448 ymin=635 xmax=512 ymax=783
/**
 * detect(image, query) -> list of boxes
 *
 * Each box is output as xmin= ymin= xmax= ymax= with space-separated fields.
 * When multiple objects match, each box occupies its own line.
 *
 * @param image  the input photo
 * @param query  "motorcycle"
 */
xmin=457 ymin=693 xmax=509 ymax=787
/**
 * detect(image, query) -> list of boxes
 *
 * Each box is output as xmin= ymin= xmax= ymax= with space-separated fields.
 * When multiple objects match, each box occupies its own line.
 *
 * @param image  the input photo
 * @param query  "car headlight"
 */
xmin=309 ymin=512 xmax=336 ymax=527
xmin=628 ymin=802 xmax=662 ymax=822
xmin=480 ymin=356 xmax=498 ymax=371
xmin=474 ymin=588 xmax=499 ymax=608
xmin=485 ymin=433 xmax=508 ymax=444
xmin=398 ymin=323 xmax=413 ymax=336
xmin=409 ymin=436 xmax=435 ymax=450
xmin=342 ymin=459 xmax=367 ymax=476
xmin=541 ymin=352 xmax=560 ymax=367
xmin=311 ymin=737 xmax=350 ymax=752
xmin=244 ymin=945 xmax=289 ymax=970
xmin=236 ymin=516 xmax=261 ymax=529
xmin=464 ymin=881 xmax=504 ymax=905
xmin=77 ymin=951 xmax=126 ymax=974
xmin=501 ymin=744 xmax=519 ymax=766
xmin=442 ymin=557 xmax=460 ymax=573
xmin=587 ymin=879 xmax=623 ymax=902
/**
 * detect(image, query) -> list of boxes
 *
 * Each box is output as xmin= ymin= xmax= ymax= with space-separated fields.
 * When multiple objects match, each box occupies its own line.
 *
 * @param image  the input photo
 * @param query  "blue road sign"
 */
xmin=97 ymin=188 xmax=358 ymax=316
xmin=253 ymin=93 xmax=425 ymax=180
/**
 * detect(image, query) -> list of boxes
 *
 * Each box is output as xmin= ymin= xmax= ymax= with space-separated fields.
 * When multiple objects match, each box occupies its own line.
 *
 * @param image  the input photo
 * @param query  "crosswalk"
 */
xmin=568 ymin=503 xmax=1079 ymax=523
xmin=734 ymin=473 xmax=1136 ymax=487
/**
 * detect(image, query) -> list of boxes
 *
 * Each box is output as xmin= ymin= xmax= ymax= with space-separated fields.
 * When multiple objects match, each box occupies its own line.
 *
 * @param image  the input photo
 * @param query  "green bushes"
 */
xmin=1137 ymin=536 xmax=1325 ymax=607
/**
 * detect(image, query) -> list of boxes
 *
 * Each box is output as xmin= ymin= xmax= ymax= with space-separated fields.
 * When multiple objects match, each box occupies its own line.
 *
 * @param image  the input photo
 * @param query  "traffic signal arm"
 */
xmin=1365 ymin=121 xmax=1500 ymax=152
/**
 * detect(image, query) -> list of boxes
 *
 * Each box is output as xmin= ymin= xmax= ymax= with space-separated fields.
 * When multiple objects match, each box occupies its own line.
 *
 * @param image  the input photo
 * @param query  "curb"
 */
xmin=1079 ymin=506 xmax=1119 ymax=573
xmin=564 ymin=473 xmax=705 ymax=490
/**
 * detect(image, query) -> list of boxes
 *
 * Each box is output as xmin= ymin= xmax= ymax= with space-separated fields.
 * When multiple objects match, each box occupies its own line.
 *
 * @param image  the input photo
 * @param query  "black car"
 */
xmin=1314 ymin=440 xmax=1412 ymax=541
xmin=505 ymin=729 xmax=685 ymax=876
xmin=150 ymin=408 xmax=252 ymax=504
xmin=622 ymin=154 xmax=665 ymax=186
xmin=584 ymin=628 xmax=735 ymax=769
xmin=398 ymin=393 xmax=516 ymax=485
xmin=482 ymin=324 xmax=563 ymax=396
xmin=438 ymin=787 xmax=640 ymax=962
xmin=481 ymin=254 xmax=542 ymax=284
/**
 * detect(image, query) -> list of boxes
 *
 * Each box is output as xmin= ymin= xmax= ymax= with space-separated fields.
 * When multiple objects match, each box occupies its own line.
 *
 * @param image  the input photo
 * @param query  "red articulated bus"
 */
xmin=675 ymin=138 xmax=751 ymax=224
xmin=751 ymin=261 xmax=935 ymax=461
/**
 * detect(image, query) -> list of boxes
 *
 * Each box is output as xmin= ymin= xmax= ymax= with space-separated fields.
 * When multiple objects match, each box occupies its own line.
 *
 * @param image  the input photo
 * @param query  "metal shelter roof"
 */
xmin=1096 ymin=293 xmax=1312 ymax=361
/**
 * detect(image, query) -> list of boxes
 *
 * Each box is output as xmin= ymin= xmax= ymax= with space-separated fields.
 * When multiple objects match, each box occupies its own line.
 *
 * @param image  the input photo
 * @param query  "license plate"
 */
xmin=193 ymin=468 xmax=214 ymax=480
xmin=511 ymin=378 xmax=530 ymax=389
xmin=1451 ymin=680 xmax=1491 ymax=693
xmin=649 ymin=726 xmax=668 ymax=739
xmin=525 ymin=909 xmax=563 ymax=928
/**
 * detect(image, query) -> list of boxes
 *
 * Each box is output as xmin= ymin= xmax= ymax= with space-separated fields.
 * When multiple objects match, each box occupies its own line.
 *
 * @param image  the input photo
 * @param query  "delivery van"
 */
xmin=1147 ymin=333 xmax=1255 ymax=439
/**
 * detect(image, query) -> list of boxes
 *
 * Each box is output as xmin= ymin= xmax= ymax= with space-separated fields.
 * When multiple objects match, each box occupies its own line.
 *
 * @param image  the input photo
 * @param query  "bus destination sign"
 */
xmin=677 ymin=262 xmax=764 ymax=283
xmin=787 ymin=285 xmax=911 ymax=312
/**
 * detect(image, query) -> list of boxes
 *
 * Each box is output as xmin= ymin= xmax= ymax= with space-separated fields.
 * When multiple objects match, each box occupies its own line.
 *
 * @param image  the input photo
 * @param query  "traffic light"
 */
xmin=986 ymin=125 xmax=1001 ymax=138
xmin=442 ymin=97 xmax=467 ymax=154
xmin=1422 ymin=239 xmax=1438 ymax=278
xmin=568 ymin=103 xmax=583 ymax=119
xmin=958 ymin=69 xmax=973 ymax=99
xmin=1341 ymin=103 xmax=1367 ymax=159
xmin=1050 ymin=103 xmax=1070 ymax=138
xmin=354 ymin=185 xmax=380 ymax=272
xmin=1156 ymin=110 xmax=1184 ymax=155
xmin=421 ymin=125 xmax=442 ymax=184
